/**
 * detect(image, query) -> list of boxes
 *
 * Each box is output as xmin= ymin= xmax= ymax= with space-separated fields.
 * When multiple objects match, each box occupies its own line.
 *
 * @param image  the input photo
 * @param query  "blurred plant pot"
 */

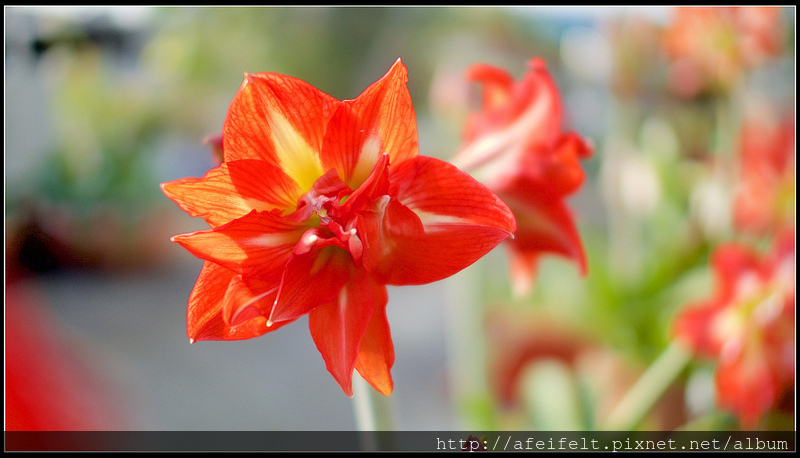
xmin=7 ymin=199 xmax=181 ymax=280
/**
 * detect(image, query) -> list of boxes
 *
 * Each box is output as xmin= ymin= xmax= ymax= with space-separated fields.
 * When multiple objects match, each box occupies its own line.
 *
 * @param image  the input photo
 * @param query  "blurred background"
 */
xmin=5 ymin=6 xmax=795 ymax=432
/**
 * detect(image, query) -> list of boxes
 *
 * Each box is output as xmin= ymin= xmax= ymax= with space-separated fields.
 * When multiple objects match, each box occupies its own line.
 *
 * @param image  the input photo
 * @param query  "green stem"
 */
xmin=444 ymin=261 xmax=490 ymax=429
xmin=603 ymin=341 xmax=692 ymax=431
xmin=352 ymin=373 xmax=396 ymax=450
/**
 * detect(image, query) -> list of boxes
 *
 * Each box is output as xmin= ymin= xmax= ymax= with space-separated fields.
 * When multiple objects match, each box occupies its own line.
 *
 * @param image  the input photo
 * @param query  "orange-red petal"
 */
xmin=466 ymin=62 xmax=515 ymax=111
xmin=161 ymin=160 xmax=302 ymax=227
xmin=456 ymin=58 xmax=562 ymax=172
xmin=502 ymin=192 xmax=587 ymax=285
xmin=379 ymin=155 xmax=516 ymax=285
xmin=715 ymin=353 xmax=777 ymax=429
xmin=223 ymin=72 xmax=340 ymax=190
xmin=308 ymin=271 xmax=379 ymax=396
xmin=707 ymin=244 xmax=762 ymax=302
xmin=506 ymin=249 xmax=541 ymax=298
xmin=222 ymin=274 xmax=278 ymax=327
xmin=671 ymin=298 xmax=726 ymax=357
xmin=354 ymin=282 xmax=394 ymax=395
xmin=320 ymin=58 xmax=418 ymax=188
xmin=187 ymin=261 xmax=293 ymax=342
xmin=267 ymin=248 xmax=352 ymax=325
xmin=171 ymin=211 xmax=306 ymax=281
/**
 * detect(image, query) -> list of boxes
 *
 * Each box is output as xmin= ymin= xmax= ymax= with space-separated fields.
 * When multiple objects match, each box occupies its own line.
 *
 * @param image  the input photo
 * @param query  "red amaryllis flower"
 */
xmin=161 ymin=59 xmax=516 ymax=396
xmin=733 ymin=112 xmax=795 ymax=235
xmin=672 ymin=231 xmax=795 ymax=428
xmin=661 ymin=7 xmax=786 ymax=98
xmin=451 ymin=58 xmax=592 ymax=295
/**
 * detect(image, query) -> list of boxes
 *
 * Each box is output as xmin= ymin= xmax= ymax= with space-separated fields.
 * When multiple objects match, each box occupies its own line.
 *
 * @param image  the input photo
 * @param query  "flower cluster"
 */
xmin=661 ymin=7 xmax=786 ymax=97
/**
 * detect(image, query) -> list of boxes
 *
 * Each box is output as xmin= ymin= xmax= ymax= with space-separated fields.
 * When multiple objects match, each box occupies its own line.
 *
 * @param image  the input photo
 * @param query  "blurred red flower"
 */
xmin=162 ymin=59 xmax=515 ymax=396
xmin=672 ymin=231 xmax=795 ymax=427
xmin=452 ymin=58 xmax=592 ymax=295
xmin=6 ymin=284 xmax=129 ymax=431
xmin=733 ymin=112 xmax=795 ymax=235
xmin=485 ymin=309 xmax=688 ymax=430
xmin=662 ymin=6 xmax=786 ymax=97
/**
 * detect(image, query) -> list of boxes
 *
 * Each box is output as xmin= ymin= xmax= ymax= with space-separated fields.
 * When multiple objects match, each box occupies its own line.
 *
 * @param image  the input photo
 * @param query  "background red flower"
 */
xmin=672 ymin=231 xmax=795 ymax=427
xmin=452 ymin=58 xmax=592 ymax=295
